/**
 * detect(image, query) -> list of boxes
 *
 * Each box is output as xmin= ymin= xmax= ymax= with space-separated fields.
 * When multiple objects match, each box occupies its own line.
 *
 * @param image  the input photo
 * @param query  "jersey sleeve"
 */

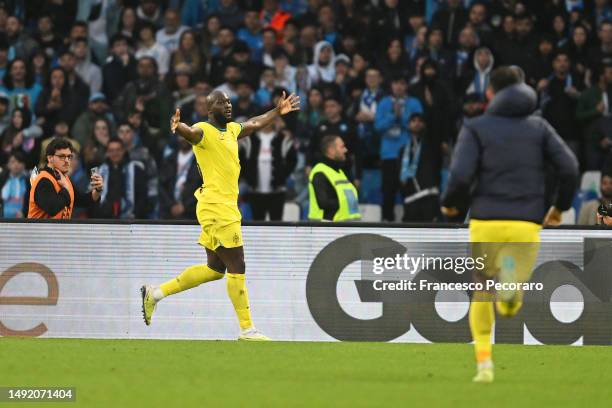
xmin=192 ymin=122 xmax=209 ymax=148
xmin=229 ymin=122 xmax=243 ymax=140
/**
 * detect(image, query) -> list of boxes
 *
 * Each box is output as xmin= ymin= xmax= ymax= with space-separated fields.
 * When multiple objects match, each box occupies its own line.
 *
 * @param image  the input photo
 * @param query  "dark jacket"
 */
xmin=541 ymin=73 xmax=584 ymax=142
xmin=442 ymin=83 xmax=579 ymax=224
xmin=92 ymin=157 xmax=148 ymax=219
xmin=409 ymin=77 xmax=454 ymax=148
xmin=102 ymin=54 xmax=138 ymax=102
xmin=431 ymin=6 xmax=468 ymax=48
xmin=398 ymin=129 xmax=441 ymax=196
xmin=240 ymin=131 xmax=297 ymax=191
xmin=496 ymin=35 xmax=538 ymax=83
xmin=35 ymin=87 xmax=82 ymax=134
xmin=112 ymin=78 xmax=172 ymax=136
xmin=159 ymin=149 xmax=200 ymax=219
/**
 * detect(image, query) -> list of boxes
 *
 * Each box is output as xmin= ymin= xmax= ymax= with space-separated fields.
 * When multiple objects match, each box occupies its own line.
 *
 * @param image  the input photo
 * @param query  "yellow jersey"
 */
xmin=192 ymin=121 xmax=242 ymax=205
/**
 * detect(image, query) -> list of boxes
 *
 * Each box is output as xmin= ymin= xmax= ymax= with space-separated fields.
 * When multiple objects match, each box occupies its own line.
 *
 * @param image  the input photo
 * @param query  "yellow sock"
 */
xmin=469 ymin=292 xmax=495 ymax=363
xmin=226 ymin=273 xmax=253 ymax=330
xmin=160 ymin=264 xmax=224 ymax=296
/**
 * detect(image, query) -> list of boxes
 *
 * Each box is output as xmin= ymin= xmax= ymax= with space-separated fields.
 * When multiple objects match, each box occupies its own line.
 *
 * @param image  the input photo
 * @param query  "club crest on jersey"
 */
xmin=219 ymin=132 xmax=225 ymax=140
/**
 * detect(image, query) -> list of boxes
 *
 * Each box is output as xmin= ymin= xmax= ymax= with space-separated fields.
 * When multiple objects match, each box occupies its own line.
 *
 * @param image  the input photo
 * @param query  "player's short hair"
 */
xmin=320 ymin=134 xmax=340 ymax=155
xmin=46 ymin=138 xmax=74 ymax=157
xmin=489 ymin=66 xmax=522 ymax=93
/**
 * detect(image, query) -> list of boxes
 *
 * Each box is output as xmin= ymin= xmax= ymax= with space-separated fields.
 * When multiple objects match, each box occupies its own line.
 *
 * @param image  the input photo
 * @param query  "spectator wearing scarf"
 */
xmin=466 ymin=47 xmax=494 ymax=100
xmin=94 ymin=138 xmax=149 ymax=219
xmin=354 ymin=67 xmax=384 ymax=168
xmin=399 ymin=113 xmax=441 ymax=222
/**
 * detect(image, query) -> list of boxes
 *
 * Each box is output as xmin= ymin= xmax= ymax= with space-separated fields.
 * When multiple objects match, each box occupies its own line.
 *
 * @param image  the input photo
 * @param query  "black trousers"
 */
xmin=248 ymin=192 xmax=285 ymax=221
xmin=381 ymin=159 xmax=399 ymax=221
xmin=402 ymin=194 xmax=440 ymax=222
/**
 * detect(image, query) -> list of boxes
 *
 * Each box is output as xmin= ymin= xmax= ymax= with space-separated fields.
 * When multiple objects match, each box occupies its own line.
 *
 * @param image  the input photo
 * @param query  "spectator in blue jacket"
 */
xmin=0 ymin=151 xmax=28 ymax=218
xmin=374 ymin=75 xmax=423 ymax=221
xmin=237 ymin=9 xmax=263 ymax=62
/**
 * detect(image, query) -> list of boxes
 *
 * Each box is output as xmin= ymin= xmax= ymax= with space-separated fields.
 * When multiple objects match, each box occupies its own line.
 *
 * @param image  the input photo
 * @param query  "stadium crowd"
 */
xmin=0 ymin=0 xmax=611 ymax=224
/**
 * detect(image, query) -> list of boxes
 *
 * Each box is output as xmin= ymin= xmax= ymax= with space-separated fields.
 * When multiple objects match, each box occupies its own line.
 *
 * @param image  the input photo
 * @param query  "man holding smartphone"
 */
xmin=28 ymin=138 xmax=104 ymax=219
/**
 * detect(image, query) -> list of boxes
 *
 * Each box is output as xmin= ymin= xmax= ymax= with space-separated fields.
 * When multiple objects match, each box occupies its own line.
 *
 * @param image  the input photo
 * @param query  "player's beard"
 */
xmin=213 ymin=111 xmax=229 ymax=126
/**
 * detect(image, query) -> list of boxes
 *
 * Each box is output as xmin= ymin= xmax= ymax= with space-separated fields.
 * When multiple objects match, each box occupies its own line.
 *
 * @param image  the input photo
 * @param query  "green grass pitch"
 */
xmin=2 ymin=338 xmax=611 ymax=407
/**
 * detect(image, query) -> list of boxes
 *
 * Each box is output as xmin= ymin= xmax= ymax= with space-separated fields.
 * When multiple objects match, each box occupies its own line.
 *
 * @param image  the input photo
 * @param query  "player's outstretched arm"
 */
xmin=170 ymin=108 xmax=203 ymax=145
xmin=239 ymin=91 xmax=300 ymax=139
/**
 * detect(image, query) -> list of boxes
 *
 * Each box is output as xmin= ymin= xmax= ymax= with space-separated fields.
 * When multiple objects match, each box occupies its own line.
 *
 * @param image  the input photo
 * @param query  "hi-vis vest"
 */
xmin=308 ymin=162 xmax=361 ymax=221
xmin=27 ymin=171 xmax=74 ymax=219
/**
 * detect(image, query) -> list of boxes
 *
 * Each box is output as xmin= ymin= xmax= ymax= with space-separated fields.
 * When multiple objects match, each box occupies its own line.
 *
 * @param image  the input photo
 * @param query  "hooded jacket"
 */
xmin=442 ymin=83 xmax=579 ymax=224
xmin=307 ymin=41 xmax=336 ymax=84
xmin=466 ymin=47 xmax=494 ymax=98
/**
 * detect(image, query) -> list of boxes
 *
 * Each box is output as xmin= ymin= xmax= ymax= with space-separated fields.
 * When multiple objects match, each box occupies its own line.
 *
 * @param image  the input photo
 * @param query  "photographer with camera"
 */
xmin=27 ymin=138 xmax=104 ymax=219
xmin=597 ymin=201 xmax=612 ymax=225
xmin=577 ymin=172 xmax=612 ymax=225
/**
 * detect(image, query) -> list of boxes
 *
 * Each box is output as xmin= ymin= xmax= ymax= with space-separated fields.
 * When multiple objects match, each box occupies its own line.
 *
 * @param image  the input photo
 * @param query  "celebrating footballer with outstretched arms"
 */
xmin=141 ymin=90 xmax=299 ymax=341
xmin=170 ymin=90 xmax=300 ymax=143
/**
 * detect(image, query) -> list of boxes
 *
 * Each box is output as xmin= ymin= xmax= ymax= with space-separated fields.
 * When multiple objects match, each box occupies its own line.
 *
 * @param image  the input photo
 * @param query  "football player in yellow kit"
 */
xmin=141 ymin=90 xmax=299 ymax=340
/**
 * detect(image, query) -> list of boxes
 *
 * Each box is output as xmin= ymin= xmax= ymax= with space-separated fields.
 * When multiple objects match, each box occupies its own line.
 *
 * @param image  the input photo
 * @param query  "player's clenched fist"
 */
xmin=171 ymin=108 xmax=181 ymax=134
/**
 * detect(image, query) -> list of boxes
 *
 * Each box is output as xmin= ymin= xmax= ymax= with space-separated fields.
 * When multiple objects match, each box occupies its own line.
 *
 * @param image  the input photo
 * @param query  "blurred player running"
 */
xmin=442 ymin=67 xmax=579 ymax=382
xmin=141 ymin=90 xmax=300 ymax=340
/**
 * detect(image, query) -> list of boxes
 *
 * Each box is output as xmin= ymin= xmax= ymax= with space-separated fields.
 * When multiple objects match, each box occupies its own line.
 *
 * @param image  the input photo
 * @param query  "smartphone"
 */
xmin=90 ymin=167 xmax=100 ymax=191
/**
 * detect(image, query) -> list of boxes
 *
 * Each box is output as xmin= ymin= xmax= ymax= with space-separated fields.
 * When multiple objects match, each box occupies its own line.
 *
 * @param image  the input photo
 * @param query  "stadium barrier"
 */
xmin=1 ymin=221 xmax=611 ymax=345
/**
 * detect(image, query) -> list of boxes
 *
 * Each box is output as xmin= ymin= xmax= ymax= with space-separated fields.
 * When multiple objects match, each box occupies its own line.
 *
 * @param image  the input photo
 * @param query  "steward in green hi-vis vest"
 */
xmin=308 ymin=162 xmax=361 ymax=221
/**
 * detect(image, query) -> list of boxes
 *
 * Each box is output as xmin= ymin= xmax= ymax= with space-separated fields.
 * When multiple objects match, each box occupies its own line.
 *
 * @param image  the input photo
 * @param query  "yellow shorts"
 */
xmin=469 ymin=219 xmax=541 ymax=282
xmin=196 ymin=201 xmax=243 ymax=250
